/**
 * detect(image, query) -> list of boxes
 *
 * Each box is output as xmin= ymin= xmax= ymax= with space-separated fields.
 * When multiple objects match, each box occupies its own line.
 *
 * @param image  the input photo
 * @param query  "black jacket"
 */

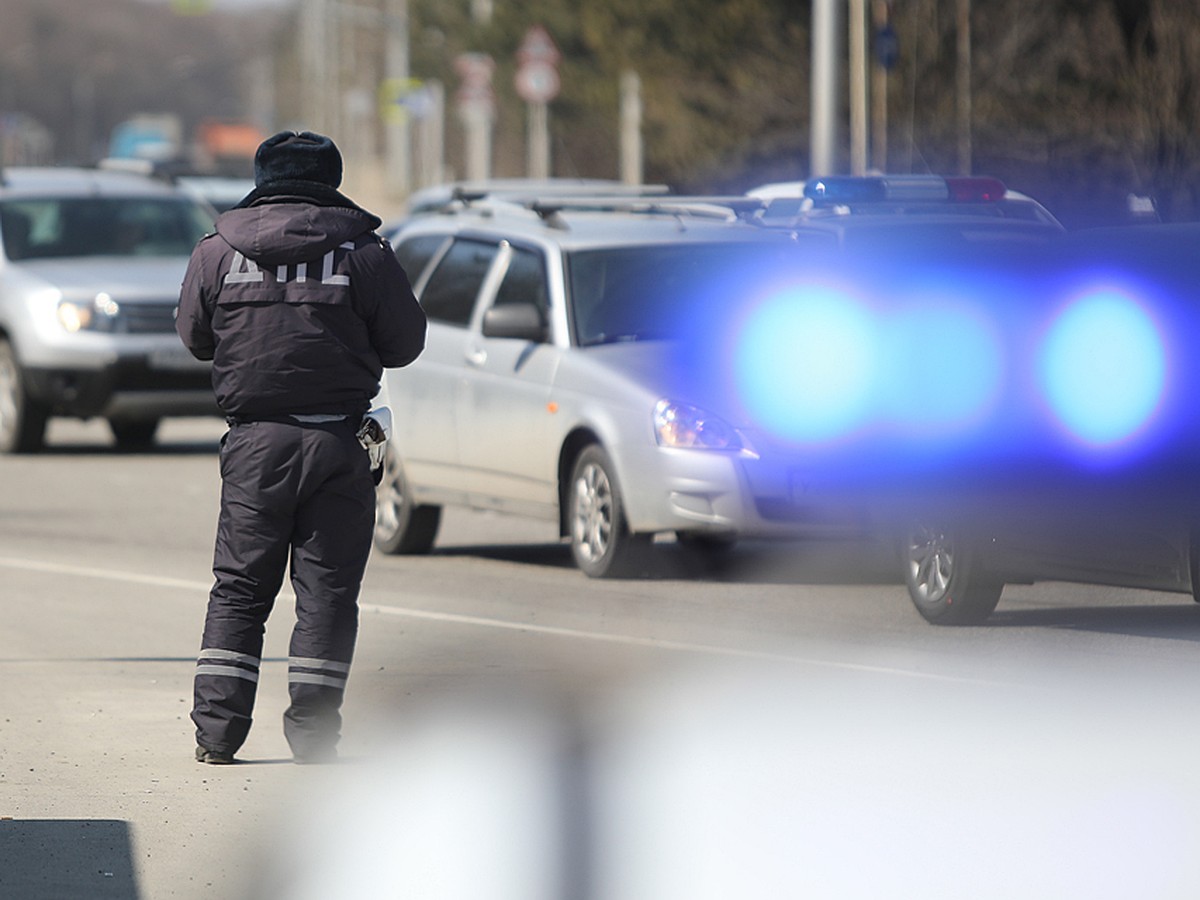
xmin=176 ymin=183 xmax=426 ymax=419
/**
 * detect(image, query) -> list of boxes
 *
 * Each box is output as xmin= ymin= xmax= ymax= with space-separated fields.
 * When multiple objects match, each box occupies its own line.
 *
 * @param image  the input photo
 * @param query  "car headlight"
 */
xmin=654 ymin=399 xmax=743 ymax=451
xmin=57 ymin=293 xmax=120 ymax=333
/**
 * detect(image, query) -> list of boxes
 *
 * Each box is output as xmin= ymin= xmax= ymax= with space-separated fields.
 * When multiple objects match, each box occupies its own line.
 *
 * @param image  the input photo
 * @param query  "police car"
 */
xmin=736 ymin=178 xmax=1200 ymax=625
xmin=747 ymin=173 xmax=1064 ymax=247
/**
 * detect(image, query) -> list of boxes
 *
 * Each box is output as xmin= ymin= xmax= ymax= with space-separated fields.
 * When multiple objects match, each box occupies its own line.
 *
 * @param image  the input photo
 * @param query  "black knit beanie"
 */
xmin=254 ymin=131 xmax=343 ymax=189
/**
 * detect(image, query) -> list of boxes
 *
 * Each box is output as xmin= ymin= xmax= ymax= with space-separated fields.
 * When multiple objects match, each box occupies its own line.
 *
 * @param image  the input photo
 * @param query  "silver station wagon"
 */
xmin=375 ymin=192 xmax=848 ymax=576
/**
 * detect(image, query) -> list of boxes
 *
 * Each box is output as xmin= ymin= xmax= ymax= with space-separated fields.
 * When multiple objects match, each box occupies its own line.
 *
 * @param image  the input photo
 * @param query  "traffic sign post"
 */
xmin=515 ymin=26 xmax=560 ymax=179
xmin=456 ymin=53 xmax=496 ymax=180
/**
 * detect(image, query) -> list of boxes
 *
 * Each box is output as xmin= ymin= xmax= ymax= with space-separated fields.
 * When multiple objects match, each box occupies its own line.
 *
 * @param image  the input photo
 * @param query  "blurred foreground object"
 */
xmin=250 ymin=662 xmax=1200 ymax=899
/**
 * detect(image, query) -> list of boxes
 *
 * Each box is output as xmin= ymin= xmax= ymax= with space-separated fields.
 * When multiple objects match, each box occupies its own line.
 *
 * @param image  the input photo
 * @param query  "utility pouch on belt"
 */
xmin=357 ymin=407 xmax=392 ymax=477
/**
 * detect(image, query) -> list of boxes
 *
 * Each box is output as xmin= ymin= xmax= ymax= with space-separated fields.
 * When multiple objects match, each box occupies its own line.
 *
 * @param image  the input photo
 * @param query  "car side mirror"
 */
xmin=481 ymin=303 xmax=546 ymax=342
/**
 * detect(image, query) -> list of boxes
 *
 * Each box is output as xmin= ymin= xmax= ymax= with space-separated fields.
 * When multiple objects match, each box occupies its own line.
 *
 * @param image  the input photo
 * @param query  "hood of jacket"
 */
xmin=214 ymin=184 xmax=382 ymax=267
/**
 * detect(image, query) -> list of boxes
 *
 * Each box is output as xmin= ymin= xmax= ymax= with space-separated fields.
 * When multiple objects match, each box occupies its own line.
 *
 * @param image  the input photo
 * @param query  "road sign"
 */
xmin=455 ymin=53 xmax=496 ymax=119
xmin=380 ymin=77 xmax=435 ymax=124
xmin=515 ymin=62 xmax=560 ymax=104
xmin=518 ymin=25 xmax=561 ymax=67
xmin=515 ymin=26 xmax=560 ymax=104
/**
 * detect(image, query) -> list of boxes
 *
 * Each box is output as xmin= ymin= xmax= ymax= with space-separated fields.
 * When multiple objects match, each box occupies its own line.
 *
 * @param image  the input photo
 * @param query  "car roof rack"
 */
xmin=449 ymin=182 xmax=670 ymax=207
xmin=523 ymin=195 xmax=768 ymax=228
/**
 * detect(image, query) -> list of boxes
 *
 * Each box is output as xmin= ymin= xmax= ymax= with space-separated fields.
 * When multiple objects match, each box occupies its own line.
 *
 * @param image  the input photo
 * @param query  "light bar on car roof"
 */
xmin=803 ymin=175 xmax=1009 ymax=205
xmin=804 ymin=177 xmax=888 ymax=203
xmin=945 ymin=176 xmax=1008 ymax=202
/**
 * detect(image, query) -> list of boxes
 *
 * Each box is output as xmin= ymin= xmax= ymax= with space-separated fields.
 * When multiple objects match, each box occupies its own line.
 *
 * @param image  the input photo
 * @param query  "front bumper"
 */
xmin=618 ymin=440 xmax=872 ymax=541
xmin=25 ymin=356 xmax=217 ymax=419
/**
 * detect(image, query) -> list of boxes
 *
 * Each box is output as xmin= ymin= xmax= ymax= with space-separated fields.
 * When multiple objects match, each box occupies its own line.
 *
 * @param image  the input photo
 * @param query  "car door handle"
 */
xmin=465 ymin=346 xmax=487 ymax=367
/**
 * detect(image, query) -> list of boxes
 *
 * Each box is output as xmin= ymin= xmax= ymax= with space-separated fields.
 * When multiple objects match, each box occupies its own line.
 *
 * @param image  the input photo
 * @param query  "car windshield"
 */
xmin=567 ymin=241 xmax=803 ymax=347
xmin=0 ymin=196 xmax=213 ymax=261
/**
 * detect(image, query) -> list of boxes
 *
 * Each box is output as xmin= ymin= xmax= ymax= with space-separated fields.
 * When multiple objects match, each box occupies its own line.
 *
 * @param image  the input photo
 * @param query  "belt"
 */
xmin=226 ymin=413 xmax=350 ymax=426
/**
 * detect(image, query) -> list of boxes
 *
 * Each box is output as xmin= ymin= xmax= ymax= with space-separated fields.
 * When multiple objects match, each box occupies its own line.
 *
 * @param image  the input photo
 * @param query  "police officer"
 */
xmin=176 ymin=131 xmax=426 ymax=764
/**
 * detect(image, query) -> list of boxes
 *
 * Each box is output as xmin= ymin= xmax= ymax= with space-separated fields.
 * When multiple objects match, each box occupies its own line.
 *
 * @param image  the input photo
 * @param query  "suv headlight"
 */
xmin=654 ymin=399 xmax=743 ymax=451
xmin=57 ymin=293 xmax=120 ymax=333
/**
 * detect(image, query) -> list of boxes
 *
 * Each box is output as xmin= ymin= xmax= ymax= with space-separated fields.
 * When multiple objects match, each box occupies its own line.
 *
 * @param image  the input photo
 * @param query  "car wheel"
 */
xmin=903 ymin=524 xmax=1002 ymax=625
xmin=1189 ymin=532 xmax=1200 ymax=604
xmin=568 ymin=445 xmax=649 ymax=578
xmin=374 ymin=446 xmax=441 ymax=554
xmin=109 ymin=417 xmax=160 ymax=450
xmin=0 ymin=337 xmax=48 ymax=454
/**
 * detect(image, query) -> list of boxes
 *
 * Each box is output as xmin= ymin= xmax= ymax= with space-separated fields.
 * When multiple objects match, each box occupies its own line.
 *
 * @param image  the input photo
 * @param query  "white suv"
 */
xmin=0 ymin=167 xmax=217 ymax=452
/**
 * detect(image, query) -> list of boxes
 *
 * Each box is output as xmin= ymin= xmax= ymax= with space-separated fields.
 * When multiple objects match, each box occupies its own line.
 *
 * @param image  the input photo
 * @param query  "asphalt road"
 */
xmin=5 ymin=417 xmax=1200 ymax=898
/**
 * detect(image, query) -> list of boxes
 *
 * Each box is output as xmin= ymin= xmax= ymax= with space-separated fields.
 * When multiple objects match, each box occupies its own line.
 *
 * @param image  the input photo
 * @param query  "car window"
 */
xmin=492 ymin=246 xmax=548 ymax=314
xmin=0 ymin=197 xmax=212 ymax=260
xmin=567 ymin=241 xmax=799 ymax=346
xmin=418 ymin=238 xmax=500 ymax=326
xmin=394 ymin=234 xmax=447 ymax=286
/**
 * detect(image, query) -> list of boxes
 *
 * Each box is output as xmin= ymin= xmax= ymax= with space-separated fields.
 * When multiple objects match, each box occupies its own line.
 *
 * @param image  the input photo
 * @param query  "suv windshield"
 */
xmin=1 ymin=197 xmax=212 ymax=261
xmin=568 ymin=241 xmax=800 ymax=346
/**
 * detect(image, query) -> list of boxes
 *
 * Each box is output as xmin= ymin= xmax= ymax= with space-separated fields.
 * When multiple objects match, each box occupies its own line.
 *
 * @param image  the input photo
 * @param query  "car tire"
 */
xmin=903 ymin=523 xmax=1002 ymax=625
xmin=374 ymin=445 xmax=441 ymax=555
xmin=109 ymin=417 xmax=160 ymax=450
xmin=1189 ymin=532 xmax=1200 ymax=604
xmin=0 ymin=337 xmax=48 ymax=454
xmin=568 ymin=445 xmax=650 ymax=578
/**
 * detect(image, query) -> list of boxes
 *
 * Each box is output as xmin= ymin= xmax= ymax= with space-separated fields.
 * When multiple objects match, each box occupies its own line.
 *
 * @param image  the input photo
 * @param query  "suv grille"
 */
xmin=119 ymin=302 xmax=178 ymax=334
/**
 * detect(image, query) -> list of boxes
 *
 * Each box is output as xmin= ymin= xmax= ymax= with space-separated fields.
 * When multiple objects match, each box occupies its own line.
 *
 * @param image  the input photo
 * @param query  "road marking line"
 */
xmin=356 ymin=601 xmax=991 ymax=682
xmin=0 ymin=555 xmax=995 ymax=684
xmin=0 ymin=556 xmax=209 ymax=592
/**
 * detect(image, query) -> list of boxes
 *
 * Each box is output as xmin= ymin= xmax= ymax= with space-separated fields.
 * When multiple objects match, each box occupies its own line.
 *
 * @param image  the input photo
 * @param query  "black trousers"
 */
xmin=192 ymin=419 xmax=375 ymax=758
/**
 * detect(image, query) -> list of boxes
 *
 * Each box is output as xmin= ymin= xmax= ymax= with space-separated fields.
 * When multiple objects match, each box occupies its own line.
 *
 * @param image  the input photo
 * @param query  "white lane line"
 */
xmin=0 ymin=555 xmax=996 ymax=684
xmin=0 ymin=556 xmax=209 ymax=592
xmin=357 ymin=601 xmax=984 ymax=681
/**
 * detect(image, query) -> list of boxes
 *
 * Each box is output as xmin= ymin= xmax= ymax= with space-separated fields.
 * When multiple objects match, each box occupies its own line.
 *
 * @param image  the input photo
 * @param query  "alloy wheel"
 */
xmin=572 ymin=460 xmax=614 ymax=565
xmin=0 ymin=347 xmax=17 ymax=447
xmin=907 ymin=526 xmax=954 ymax=603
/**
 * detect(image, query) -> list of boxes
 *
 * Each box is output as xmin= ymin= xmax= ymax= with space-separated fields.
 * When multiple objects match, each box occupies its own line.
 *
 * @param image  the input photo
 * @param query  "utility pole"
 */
xmin=849 ymin=0 xmax=868 ymax=175
xmin=300 ymin=0 xmax=332 ymax=135
xmin=956 ymin=0 xmax=972 ymax=174
xmin=871 ymin=0 xmax=893 ymax=172
xmin=810 ymin=0 xmax=841 ymax=177
xmin=384 ymin=0 xmax=410 ymax=197
xmin=619 ymin=71 xmax=643 ymax=185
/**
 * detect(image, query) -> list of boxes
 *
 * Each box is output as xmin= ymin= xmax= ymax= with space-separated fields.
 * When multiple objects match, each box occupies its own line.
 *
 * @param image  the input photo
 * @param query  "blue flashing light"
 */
xmin=883 ymin=300 xmax=1004 ymax=437
xmin=804 ymin=177 xmax=887 ymax=204
xmin=733 ymin=284 xmax=878 ymax=443
xmin=1039 ymin=289 xmax=1166 ymax=448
